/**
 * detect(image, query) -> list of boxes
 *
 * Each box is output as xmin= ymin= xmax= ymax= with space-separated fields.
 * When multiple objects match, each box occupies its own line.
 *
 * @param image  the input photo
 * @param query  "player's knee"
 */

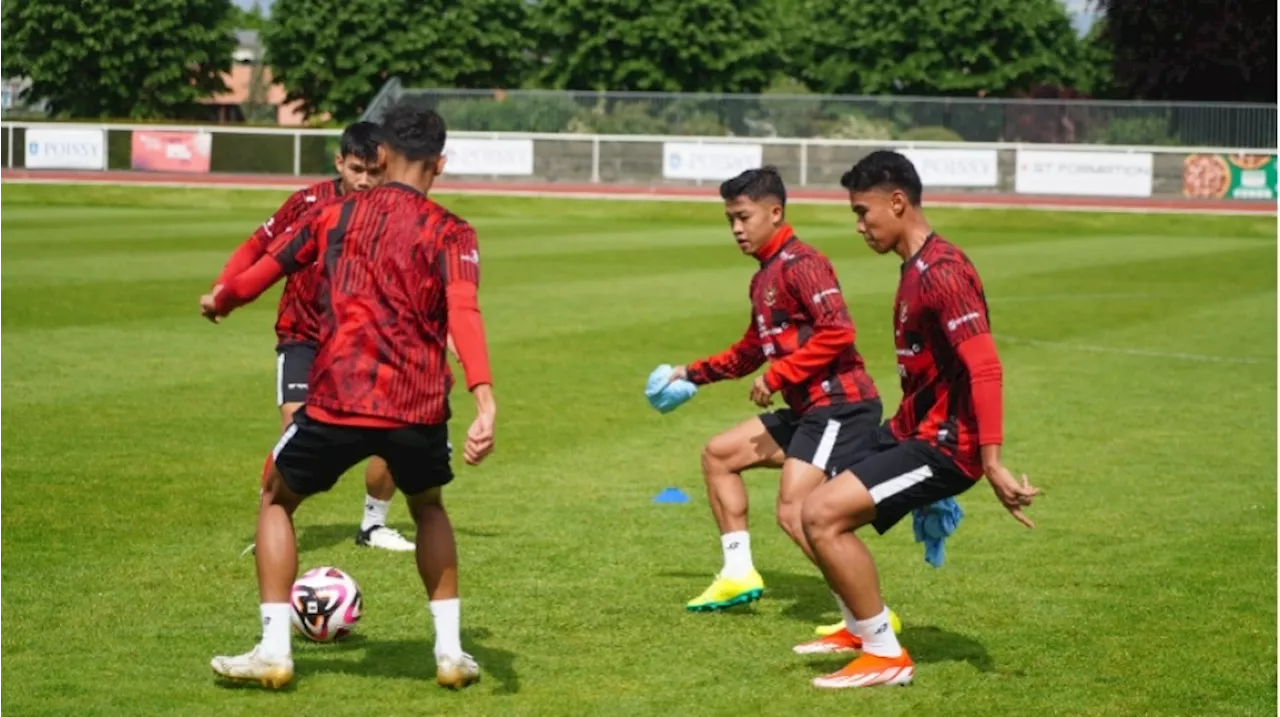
xmin=406 ymin=487 xmax=444 ymax=521
xmin=800 ymin=493 xmax=842 ymax=545
xmin=776 ymin=502 xmax=805 ymax=543
xmin=701 ymin=433 xmax=742 ymax=475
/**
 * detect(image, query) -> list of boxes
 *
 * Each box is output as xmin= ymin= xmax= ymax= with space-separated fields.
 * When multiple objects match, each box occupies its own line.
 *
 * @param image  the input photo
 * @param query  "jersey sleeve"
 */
xmin=211 ymin=190 xmax=309 ymax=287
xmin=921 ymin=260 xmax=991 ymax=349
xmin=762 ymin=254 xmax=857 ymax=390
xmin=686 ymin=311 xmax=766 ymax=385
xmin=441 ymin=221 xmax=492 ymax=389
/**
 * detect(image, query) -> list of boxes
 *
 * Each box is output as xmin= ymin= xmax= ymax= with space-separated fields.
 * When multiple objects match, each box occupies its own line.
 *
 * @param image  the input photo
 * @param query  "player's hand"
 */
xmin=465 ymin=384 xmax=496 ymax=465
xmin=667 ymin=365 xmax=689 ymax=384
xmin=749 ymin=375 xmax=774 ymax=408
xmin=464 ymin=410 xmax=495 ymax=465
xmin=199 ymin=293 xmax=221 ymax=324
xmin=985 ymin=463 xmax=1041 ymax=528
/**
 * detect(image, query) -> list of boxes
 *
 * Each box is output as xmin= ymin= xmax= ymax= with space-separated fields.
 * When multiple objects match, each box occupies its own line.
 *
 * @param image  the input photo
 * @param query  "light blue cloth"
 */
xmin=645 ymin=364 xmax=698 ymax=414
xmin=912 ymin=498 xmax=964 ymax=568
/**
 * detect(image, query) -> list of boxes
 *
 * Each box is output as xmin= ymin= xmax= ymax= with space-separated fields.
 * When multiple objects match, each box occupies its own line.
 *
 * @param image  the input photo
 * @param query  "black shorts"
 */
xmin=842 ymin=424 xmax=978 ymax=535
xmin=276 ymin=342 xmax=316 ymax=406
xmin=271 ymin=408 xmax=454 ymax=497
xmin=760 ymin=399 xmax=883 ymax=477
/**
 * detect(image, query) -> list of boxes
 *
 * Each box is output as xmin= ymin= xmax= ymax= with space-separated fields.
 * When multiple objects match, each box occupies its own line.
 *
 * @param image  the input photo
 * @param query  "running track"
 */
xmin=3 ymin=168 xmax=1277 ymax=216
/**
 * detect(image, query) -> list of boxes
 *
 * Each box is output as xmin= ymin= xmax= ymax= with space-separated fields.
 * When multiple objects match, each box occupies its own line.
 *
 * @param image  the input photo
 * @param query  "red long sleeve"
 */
xmin=446 ymin=282 xmax=492 ymax=389
xmin=214 ymin=238 xmax=267 ymax=288
xmin=686 ymin=316 xmax=765 ymax=385
xmin=955 ymin=333 xmax=1003 ymax=446
xmin=214 ymin=255 xmax=286 ymax=316
xmin=763 ymin=326 xmax=855 ymax=391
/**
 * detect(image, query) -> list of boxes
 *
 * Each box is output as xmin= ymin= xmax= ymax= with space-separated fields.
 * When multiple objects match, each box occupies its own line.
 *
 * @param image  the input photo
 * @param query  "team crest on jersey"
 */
xmin=763 ymin=286 xmax=777 ymax=306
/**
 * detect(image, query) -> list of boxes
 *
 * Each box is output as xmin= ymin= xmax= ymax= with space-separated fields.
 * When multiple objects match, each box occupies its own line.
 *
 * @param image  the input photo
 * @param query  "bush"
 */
xmin=897 ymin=126 xmax=965 ymax=142
xmin=436 ymin=94 xmax=581 ymax=133
xmin=566 ymin=101 xmax=670 ymax=135
xmin=1091 ymin=115 xmax=1179 ymax=146
xmin=819 ymin=112 xmax=895 ymax=140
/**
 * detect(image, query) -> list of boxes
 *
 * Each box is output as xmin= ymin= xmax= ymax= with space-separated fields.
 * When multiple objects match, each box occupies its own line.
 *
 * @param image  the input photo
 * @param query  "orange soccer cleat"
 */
xmin=811 ymin=650 xmax=915 ymax=689
xmin=792 ymin=627 xmax=863 ymax=655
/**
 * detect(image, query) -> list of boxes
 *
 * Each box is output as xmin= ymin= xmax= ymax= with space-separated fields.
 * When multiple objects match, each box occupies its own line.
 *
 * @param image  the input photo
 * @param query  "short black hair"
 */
xmin=720 ymin=165 xmax=787 ymax=207
xmin=379 ymin=98 xmax=447 ymax=162
xmin=840 ymin=151 xmax=923 ymax=206
xmin=338 ymin=121 xmax=382 ymax=163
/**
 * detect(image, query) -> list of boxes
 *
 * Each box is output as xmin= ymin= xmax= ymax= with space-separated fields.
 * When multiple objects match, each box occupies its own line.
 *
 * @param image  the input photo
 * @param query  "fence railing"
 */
xmin=3 ymin=121 xmax=1278 ymax=203
xmin=362 ymin=87 xmax=1279 ymax=151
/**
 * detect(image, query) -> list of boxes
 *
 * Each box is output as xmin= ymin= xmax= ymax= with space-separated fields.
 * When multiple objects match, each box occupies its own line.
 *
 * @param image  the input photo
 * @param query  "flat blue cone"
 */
xmin=653 ymin=487 xmax=690 ymax=504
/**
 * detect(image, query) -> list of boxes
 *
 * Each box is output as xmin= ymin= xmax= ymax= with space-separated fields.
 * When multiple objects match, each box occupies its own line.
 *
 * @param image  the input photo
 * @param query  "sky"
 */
xmin=232 ymin=0 xmax=1100 ymax=35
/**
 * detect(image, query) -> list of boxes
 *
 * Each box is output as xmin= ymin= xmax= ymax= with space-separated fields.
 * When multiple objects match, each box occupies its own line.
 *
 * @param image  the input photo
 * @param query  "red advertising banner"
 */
xmin=131 ymin=130 xmax=212 ymax=173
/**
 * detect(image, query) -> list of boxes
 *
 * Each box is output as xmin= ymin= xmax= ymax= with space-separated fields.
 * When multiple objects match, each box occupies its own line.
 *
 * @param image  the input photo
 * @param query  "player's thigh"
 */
xmin=272 ymin=408 xmax=376 ymax=497
xmin=704 ymin=412 xmax=791 ymax=473
xmin=777 ymin=458 xmax=826 ymax=513
xmin=784 ymin=399 xmax=884 ymax=478
xmin=852 ymin=441 xmax=977 ymax=535
xmin=376 ymin=423 xmax=454 ymax=497
xmin=276 ymin=342 xmax=316 ymax=409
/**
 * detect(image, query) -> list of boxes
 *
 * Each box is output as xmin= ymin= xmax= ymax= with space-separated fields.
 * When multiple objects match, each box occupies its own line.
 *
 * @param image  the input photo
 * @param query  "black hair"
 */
xmin=379 ymin=98 xmax=447 ymax=162
xmin=338 ymin=121 xmax=383 ymax=163
xmin=839 ymin=151 xmax=923 ymax=206
xmin=719 ymin=165 xmax=787 ymax=206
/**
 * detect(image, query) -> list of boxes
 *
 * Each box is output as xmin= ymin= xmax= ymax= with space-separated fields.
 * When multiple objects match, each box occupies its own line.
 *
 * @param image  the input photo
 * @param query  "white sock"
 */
xmin=429 ymin=598 xmax=462 ymax=658
xmin=720 ymin=531 xmax=753 ymax=578
xmin=852 ymin=606 xmax=902 ymax=658
xmin=259 ymin=603 xmax=292 ymax=660
xmin=362 ymin=495 xmax=390 ymax=532
xmin=832 ymin=591 xmax=857 ymax=628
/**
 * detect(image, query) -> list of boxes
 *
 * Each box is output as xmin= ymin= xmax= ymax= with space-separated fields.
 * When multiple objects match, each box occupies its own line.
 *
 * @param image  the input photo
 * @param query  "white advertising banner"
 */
xmin=1015 ymin=150 xmax=1153 ymax=197
xmin=443 ymin=138 xmax=534 ymax=176
xmin=663 ymin=142 xmax=763 ymax=181
xmin=24 ymin=128 xmax=106 ymax=170
xmin=899 ymin=149 xmax=999 ymax=188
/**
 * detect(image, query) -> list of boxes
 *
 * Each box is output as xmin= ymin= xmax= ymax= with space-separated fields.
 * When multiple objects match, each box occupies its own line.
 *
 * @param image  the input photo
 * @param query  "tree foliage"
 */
xmin=1095 ymin=0 xmax=1276 ymax=103
xmin=1 ymin=0 xmax=235 ymax=119
xmin=264 ymin=0 xmax=533 ymax=121
xmin=532 ymin=0 xmax=782 ymax=93
xmin=793 ymin=0 xmax=1085 ymax=97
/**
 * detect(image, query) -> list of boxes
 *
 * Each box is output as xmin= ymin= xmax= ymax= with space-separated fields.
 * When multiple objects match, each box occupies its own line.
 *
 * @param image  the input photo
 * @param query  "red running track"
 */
xmin=2 ymin=168 xmax=1276 ymax=215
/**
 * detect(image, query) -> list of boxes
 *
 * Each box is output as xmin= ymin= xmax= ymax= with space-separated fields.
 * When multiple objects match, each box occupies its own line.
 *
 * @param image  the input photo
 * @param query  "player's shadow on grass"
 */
xmin=292 ymin=627 xmax=519 ymax=694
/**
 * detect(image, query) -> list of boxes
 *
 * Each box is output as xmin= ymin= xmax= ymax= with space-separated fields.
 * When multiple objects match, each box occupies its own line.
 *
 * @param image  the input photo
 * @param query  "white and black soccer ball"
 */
xmin=290 ymin=566 xmax=363 ymax=642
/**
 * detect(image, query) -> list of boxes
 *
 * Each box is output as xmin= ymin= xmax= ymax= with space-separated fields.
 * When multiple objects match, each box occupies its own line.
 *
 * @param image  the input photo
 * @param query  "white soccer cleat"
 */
xmin=435 ymin=652 xmax=481 ymax=689
xmin=356 ymin=525 xmax=416 ymax=552
xmin=211 ymin=644 xmax=294 ymax=689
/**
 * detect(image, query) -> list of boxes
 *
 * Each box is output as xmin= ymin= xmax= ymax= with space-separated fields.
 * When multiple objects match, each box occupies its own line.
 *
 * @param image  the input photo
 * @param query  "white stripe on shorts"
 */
xmin=868 ymin=465 xmax=933 ymax=504
xmin=271 ymin=423 xmax=299 ymax=461
xmin=276 ymin=352 xmax=286 ymax=407
xmin=811 ymin=419 xmax=841 ymax=471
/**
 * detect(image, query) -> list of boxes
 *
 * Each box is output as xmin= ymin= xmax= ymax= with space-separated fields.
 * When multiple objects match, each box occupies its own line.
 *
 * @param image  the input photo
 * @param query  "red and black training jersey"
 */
xmin=687 ymin=225 xmax=879 ymax=414
xmin=214 ymin=178 xmax=341 ymax=347
xmin=890 ymin=234 xmax=996 ymax=479
xmin=215 ymin=181 xmax=492 ymax=427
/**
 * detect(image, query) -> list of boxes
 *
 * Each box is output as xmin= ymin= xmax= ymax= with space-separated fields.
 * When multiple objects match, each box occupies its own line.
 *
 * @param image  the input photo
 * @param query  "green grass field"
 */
xmin=2 ymin=183 xmax=1276 ymax=716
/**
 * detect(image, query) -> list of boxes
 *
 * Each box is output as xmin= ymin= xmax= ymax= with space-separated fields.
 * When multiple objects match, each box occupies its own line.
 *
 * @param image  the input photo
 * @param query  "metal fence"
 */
xmin=361 ymin=86 xmax=1278 ymax=151
xmin=4 ymin=122 xmax=1277 ymax=204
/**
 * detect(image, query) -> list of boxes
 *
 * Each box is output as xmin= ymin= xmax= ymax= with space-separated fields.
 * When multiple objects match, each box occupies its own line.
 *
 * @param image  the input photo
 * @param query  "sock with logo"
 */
xmin=362 ymin=496 xmax=390 ymax=532
xmin=259 ymin=603 xmax=292 ymax=659
xmin=720 ymin=531 xmax=754 ymax=578
xmin=852 ymin=606 xmax=903 ymax=658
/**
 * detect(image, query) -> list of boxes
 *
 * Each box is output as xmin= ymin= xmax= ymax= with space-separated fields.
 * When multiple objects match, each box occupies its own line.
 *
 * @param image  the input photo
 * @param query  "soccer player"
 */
xmin=667 ymin=166 xmax=885 ymax=626
xmin=211 ymin=121 xmax=415 ymax=553
xmin=202 ymin=101 xmax=495 ymax=690
xmin=798 ymin=150 xmax=1040 ymax=689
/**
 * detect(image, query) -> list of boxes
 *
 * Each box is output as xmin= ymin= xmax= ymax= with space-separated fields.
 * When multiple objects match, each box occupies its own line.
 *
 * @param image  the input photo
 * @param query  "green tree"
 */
xmin=1 ymin=0 xmax=235 ymax=119
xmin=532 ymin=0 xmax=782 ymax=93
xmin=794 ymin=0 xmax=1086 ymax=96
xmin=264 ymin=0 xmax=533 ymax=122
xmin=1095 ymin=0 xmax=1276 ymax=103
xmin=231 ymin=0 xmax=268 ymax=30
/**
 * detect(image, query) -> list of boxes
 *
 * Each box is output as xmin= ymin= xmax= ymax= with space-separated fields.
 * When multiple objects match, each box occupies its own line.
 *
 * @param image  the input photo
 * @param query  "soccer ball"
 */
xmin=290 ymin=566 xmax=363 ymax=642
